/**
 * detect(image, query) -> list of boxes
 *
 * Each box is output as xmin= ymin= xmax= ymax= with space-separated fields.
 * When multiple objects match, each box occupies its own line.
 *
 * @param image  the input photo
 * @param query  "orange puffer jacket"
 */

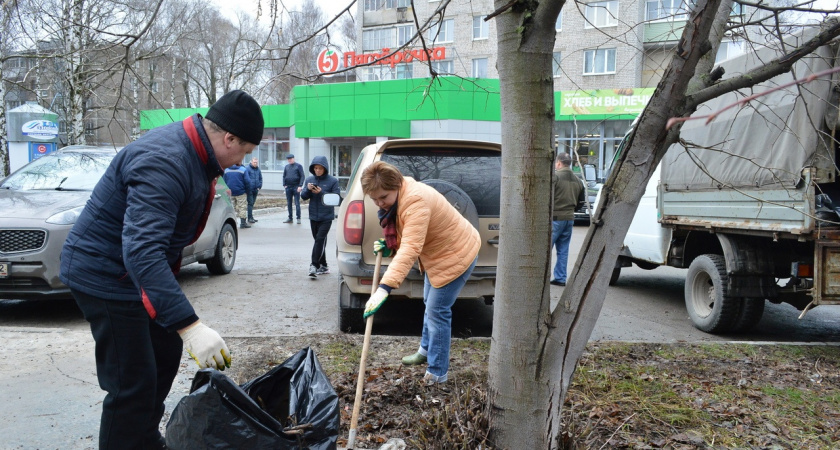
xmin=380 ymin=178 xmax=481 ymax=289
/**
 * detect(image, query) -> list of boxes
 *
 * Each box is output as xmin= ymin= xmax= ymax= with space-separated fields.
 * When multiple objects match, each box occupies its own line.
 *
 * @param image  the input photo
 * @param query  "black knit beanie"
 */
xmin=205 ymin=90 xmax=264 ymax=145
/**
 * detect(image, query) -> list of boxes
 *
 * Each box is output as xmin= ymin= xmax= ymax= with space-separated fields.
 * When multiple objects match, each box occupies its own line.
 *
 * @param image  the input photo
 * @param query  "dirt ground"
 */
xmin=219 ymin=334 xmax=840 ymax=449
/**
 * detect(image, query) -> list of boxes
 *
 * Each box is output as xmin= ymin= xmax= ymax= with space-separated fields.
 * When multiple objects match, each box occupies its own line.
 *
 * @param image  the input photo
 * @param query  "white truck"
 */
xmin=604 ymin=31 xmax=839 ymax=333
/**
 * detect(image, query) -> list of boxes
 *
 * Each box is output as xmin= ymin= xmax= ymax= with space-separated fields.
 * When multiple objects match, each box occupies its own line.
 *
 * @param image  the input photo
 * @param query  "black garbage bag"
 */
xmin=165 ymin=347 xmax=339 ymax=450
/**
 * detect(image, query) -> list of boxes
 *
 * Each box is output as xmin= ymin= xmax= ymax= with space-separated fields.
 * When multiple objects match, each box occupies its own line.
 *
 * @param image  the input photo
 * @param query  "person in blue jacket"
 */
xmin=59 ymin=90 xmax=263 ymax=450
xmin=300 ymin=155 xmax=340 ymax=277
xmin=245 ymin=157 xmax=263 ymax=223
xmin=223 ymin=162 xmax=251 ymax=228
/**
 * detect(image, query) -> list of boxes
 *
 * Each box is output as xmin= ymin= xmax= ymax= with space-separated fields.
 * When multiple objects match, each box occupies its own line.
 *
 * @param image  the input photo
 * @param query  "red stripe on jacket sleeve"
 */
xmin=141 ymin=288 xmax=157 ymax=319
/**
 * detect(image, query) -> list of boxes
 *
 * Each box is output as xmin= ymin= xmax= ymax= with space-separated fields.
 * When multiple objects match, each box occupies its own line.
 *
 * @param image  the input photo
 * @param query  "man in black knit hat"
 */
xmin=60 ymin=90 xmax=263 ymax=449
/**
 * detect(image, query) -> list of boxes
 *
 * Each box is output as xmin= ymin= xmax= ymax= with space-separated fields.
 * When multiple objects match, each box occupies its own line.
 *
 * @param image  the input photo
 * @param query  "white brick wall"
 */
xmin=357 ymin=0 xmax=648 ymax=90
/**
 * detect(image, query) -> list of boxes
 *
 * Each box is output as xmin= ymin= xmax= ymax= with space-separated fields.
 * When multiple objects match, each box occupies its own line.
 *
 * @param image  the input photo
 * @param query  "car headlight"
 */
xmin=46 ymin=206 xmax=85 ymax=225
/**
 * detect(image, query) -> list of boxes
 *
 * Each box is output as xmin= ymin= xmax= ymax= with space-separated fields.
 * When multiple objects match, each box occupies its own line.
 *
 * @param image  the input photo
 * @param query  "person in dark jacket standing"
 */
xmin=245 ymin=157 xmax=263 ymax=223
xmin=283 ymin=154 xmax=306 ymax=224
xmin=300 ymin=155 xmax=340 ymax=277
xmin=224 ymin=162 xmax=251 ymax=228
xmin=550 ymin=152 xmax=584 ymax=286
xmin=60 ymin=90 xmax=264 ymax=450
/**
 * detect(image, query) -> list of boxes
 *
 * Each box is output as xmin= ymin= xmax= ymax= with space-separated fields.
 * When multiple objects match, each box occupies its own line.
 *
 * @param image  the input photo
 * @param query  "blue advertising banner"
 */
xmin=29 ymin=142 xmax=56 ymax=161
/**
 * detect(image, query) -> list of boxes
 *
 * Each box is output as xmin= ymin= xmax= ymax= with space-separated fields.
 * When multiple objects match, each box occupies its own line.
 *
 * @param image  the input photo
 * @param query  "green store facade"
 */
xmin=140 ymin=77 xmax=653 ymax=191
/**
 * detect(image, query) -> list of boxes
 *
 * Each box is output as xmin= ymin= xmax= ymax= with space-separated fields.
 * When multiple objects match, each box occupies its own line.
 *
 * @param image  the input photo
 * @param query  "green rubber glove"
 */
xmin=373 ymin=238 xmax=394 ymax=258
xmin=364 ymin=287 xmax=389 ymax=319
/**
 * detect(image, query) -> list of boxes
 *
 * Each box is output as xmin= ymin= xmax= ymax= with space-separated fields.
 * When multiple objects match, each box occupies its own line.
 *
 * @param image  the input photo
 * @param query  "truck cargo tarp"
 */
xmin=661 ymin=31 xmax=837 ymax=192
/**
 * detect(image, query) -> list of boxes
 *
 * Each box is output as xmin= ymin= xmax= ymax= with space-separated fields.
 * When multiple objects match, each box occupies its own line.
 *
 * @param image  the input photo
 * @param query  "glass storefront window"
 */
xmin=245 ymin=129 xmax=291 ymax=171
xmin=554 ymin=120 xmax=631 ymax=179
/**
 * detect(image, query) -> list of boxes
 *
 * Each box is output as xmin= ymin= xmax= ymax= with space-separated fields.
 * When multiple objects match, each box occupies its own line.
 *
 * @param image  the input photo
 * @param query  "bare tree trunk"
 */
xmin=65 ymin=0 xmax=86 ymax=145
xmin=0 ymin=60 xmax=7 ymax=176
xmin=487 ymin=0 xmax=565 ymax=447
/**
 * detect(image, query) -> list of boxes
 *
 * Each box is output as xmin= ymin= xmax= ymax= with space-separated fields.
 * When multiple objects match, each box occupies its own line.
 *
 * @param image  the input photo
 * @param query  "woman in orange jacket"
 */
xmin=360 ymin=161 xmax=480 ymax=384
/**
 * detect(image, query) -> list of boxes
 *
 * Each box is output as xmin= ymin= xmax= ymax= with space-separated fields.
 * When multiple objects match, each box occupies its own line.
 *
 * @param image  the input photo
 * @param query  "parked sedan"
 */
xmin=0 ymin=145 xmax=238 ymax=300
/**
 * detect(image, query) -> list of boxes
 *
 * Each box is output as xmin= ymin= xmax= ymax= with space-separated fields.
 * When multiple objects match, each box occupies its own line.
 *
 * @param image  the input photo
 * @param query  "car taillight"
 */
xmin=344 ymin=200 xmax=365 ymax=245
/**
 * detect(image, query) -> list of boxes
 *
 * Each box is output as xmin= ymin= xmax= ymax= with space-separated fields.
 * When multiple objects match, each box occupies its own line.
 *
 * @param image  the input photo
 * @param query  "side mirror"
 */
xmin=322 ymin=193 xmax=341 ymax=206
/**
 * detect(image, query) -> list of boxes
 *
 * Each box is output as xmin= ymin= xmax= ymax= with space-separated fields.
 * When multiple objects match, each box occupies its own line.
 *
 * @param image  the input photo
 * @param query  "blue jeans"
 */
xmin=285 ymin=186 xmax=301 ymax=219
xmin=551 ymin=220 xmax=574 ymax=283
xmin=419 ymin=257 xmax=478 ymax=381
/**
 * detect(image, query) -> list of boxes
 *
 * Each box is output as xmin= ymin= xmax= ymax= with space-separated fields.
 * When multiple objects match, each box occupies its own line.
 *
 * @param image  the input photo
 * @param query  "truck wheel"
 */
xmin=609 ymin=266 xmax=621 ymax=285
xmin=339 ymin=280 xmax=365 ymax=333
xmin=206 ymin=223 xmax=236 ymax=275
xmin=732 ymin=298 xmax=765 ymax=332
xmin=685 ymin=254 xmax=741 ymax=333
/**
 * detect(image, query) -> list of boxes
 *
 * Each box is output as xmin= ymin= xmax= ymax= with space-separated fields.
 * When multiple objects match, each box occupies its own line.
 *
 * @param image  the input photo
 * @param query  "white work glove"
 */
xmin=364 ymin=287 xmax=389 ymax=319
xmin=178 ymin=322 xmax=231 ymax=370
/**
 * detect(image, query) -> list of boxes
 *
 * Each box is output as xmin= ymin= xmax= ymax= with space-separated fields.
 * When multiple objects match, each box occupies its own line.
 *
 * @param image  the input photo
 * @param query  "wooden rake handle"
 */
xmin=347 ymin=252 xmax=383 ymax=449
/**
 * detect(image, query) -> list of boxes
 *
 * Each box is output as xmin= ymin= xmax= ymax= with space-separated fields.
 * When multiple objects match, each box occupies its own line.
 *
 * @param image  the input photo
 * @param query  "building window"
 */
xmin=715 ymin=39 xmax=744 ymax=63
xmin=584 ymin=1 xmax=618 ymax=29
xmin=397 ymin=24 xmax=415 ymax=46
xmin=363 ymin=27 xmax=394 ymax=51
xmin=645 ymin=0 xmax=690 ymax=22
xmin=552 ymin=52 xmax=562 ymax=77
xmin=472 ymin=58 xmax=487 ymax=78
xmin=583 ymin=48 xmax=616 ymax=74
xmin=149 ymin=81 xmax=159 ymax=93
xmin=364 ymin=66 xmax=396 ymax=81
xmin=730 ymin=2 xmax=742 ymax=16
xmin=473 ymin=16 xmax=488 ymax=40
xmin=428 ymin=18 xmax=454 ymax=44
xmin=556 ymin=11 xmax=562 ymax=31
xmin=396 ymin=63 xmax=413 ymax=79
xmin=364 ymin=0 xmax=380 ymax=12
xmin=431 ymin=60 xmax=454 ymax=75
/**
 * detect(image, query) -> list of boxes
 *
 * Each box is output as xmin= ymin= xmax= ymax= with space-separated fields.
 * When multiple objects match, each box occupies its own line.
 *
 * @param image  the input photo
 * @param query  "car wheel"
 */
xmin=421 ymin=179 xmax=479 ymax=228
xmin=684 ymin=254 xmax=741 ymax=333
xmin=206 ymin=223 xmax=236 ymax=275
xmin=339 ymin=279 xmax=365 ymax=333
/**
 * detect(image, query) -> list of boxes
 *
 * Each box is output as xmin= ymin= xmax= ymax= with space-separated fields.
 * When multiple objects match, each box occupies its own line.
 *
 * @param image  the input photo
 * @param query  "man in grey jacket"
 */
xmin=283 ymin=154 xmax=306 ymax=223
xmin=550 ymin=152 xmax=584 ymax=286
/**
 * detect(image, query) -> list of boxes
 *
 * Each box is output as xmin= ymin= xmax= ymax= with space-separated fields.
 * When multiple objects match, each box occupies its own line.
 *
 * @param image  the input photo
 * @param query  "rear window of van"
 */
xmin=382 ymin=148 xmax=501 ymax=217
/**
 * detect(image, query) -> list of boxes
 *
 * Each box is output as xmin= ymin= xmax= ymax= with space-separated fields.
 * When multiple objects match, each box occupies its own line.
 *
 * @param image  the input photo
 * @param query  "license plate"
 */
xmin=0 ymin=262 xmax=8 ymax=278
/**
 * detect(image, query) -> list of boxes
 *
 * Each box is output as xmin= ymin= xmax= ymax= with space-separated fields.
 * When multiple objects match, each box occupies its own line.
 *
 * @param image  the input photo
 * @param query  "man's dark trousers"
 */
xmin=73 ymin=290 xmax=182 ymax=449
xmin=310 ymin=220 xmax=332 ymax=268
xmin=247 ymin=189 xmax=258 ymax=220
xmin=286 ymin=186 xmax=301 ymax=220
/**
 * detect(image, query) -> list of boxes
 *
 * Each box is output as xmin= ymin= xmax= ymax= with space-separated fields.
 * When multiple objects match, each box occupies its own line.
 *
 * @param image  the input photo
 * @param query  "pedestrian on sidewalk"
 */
xmin=283 ymin=154 xmax=305 ymax=224
xmin=359 ymin=161 xmax=479 ymax=386
xmin=300 ymin=155 xmax=340 ymax=278
xmin=245 ymin=157 xmax=263 ymax=223
xmin=550 ymin=152 xmax=584 ymax=286
xmin=59 ymin=89 xmax=263 ymax=449
xmin=224 ymin=161 xmax=252 ymax=229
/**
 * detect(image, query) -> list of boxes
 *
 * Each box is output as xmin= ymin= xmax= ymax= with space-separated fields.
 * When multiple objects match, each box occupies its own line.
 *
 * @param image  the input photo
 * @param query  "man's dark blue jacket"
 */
xmin=223 ymin=164 xmax=250 ymax=196
xmin=300 ymin=155 xmax=340 ymax=222
xmin=60 ymin=114 xmax=223 ymax=330
xmin=245 ymin=164 xmax=262 ymax=192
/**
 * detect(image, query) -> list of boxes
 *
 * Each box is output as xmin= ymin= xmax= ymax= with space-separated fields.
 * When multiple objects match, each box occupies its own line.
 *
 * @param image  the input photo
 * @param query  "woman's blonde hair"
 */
xmin=360 ymin=161 xmax=404 ymax=194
